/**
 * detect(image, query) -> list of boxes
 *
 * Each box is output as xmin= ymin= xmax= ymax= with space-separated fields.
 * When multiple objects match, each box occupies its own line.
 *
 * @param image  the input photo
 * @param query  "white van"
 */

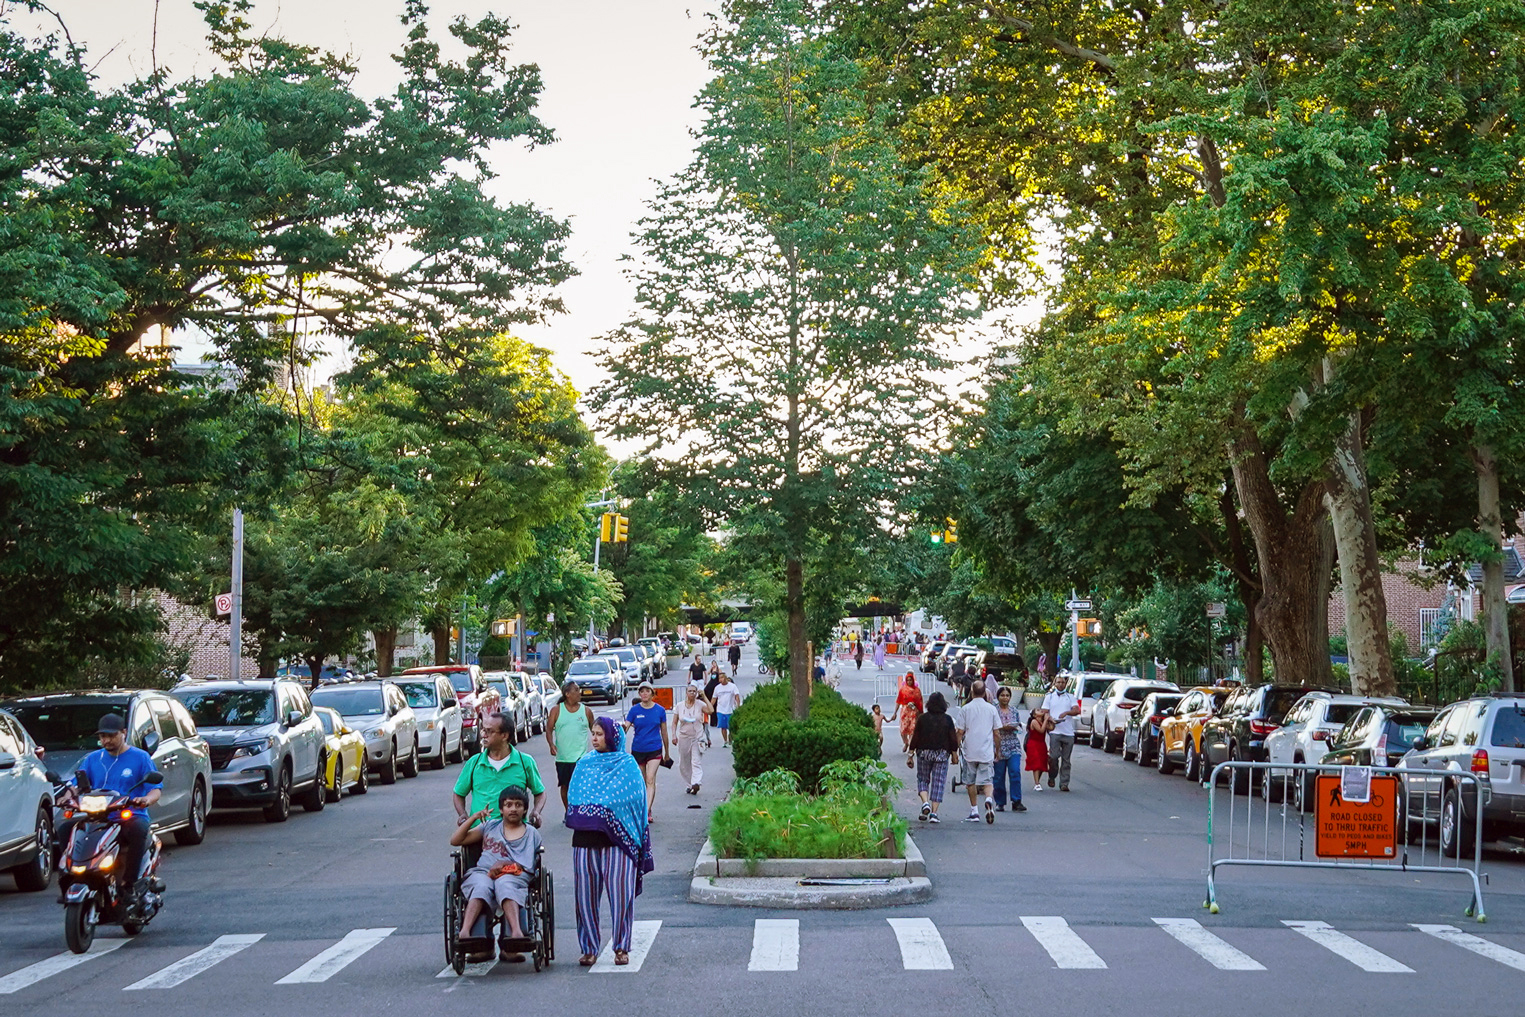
xmin=730 ymin=622 xmax=754 ymax=643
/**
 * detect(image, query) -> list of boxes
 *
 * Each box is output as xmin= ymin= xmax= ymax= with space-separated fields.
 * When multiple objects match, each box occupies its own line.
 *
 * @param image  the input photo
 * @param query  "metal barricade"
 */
xmin=874 ymin=676 xmax=897 ymax=706
xmin=1205 ymin=761 xmax=1487 ymax=921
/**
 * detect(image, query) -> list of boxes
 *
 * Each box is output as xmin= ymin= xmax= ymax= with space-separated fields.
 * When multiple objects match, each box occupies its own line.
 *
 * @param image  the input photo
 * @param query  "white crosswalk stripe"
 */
xmin=591 ymin=920 xmax=662 ymax=973
xmin=0 ymin=941 xmax=128 ymax=995
xmin=886 ymin=917 xmax=954 ymax=970
xmin=1412 ymin=924 xmax=1525 ymax=972
xmin=124 ymin=934 xmax=265 ymax=991
xmin=1022 ymin=916 xmax=1107 ymax=969
xmin=748 ymin=919 xmax=799 ymax=972
xmin=1283 ymin=921 xmax=1413 ymax=972
xmin=1153 ymin=918 xmax=1264 ymax=971
xmin=277 ymin=928 xmax=395 ymax=984
xmin=435 ymin=957 xmax=498 ymax=979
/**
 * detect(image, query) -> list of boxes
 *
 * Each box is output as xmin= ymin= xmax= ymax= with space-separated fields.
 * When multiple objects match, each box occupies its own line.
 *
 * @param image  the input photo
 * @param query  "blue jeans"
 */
xmin=993 ymin=754 xmax=1022 ymax=808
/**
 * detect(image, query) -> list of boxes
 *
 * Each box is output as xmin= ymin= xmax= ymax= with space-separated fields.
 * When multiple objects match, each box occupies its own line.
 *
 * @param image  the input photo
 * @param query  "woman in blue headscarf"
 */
xmin=566 ymin=715 xmax=653 ymax=966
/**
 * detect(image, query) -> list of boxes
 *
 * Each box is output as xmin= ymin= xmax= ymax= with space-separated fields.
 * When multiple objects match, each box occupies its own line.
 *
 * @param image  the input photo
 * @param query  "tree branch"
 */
xmin=980 ymin=2 xmax=1117 ymax=73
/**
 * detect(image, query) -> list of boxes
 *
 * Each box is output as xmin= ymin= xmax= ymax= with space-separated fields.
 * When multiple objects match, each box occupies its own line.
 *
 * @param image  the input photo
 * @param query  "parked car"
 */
xmin=936 ymin=644 xmax=978 ymax=684
xmin=1156 ymin=686 xmax=1234 ymax=779
xmin=531 ymin=672 xmax=561 ymax=710
xmin=312 ymin=706 xmax=368 ymax=801
xmin=1090 ymin=679 xmax=1180 ymax=752
xmin=482 ymin=671 xmax=532 ymax=741
xmin=1122 ymin=692 xmax=1184 ymax=766
xmin=4 ymin=690 xmax=214 ymax=848
xmin=1262 ymin=692 xmax=1408 ymax=805
xmin=637 ymin=637 xmax=666 ymax=669
xmin=920 ymin=640 xmax=949 ymax=674
xmin=399 ymin=665 xmax=499 ymax=755
xmin=1397 ymin=694 xmax=1525 ymax=854
xmin=0 ymin=708 xmax=56 ymax=891
xmin=392 ymin=673 xmax=464 ymax=768
xmin=988 ymin=636 xmax=1018 ymax=654
xmin=566 ymin=657 xmax=623 ymax=704
xmin=968 ymin=650 xmax=1027 ymax=689
xmin=1202 ymin=683 xmax=1336 ymax=794
xmin=170 ymin=678 xmax=328 ymax=822
xmin=1069 ymin=673 xmax=1124 ymax=739
xmin=1319 ymin=703 xmax=1440 ymax=773
xmin=309 ymin=681 xmax=419 ymax=785
xmin=600 ymin=647 xmax=643 ymax=692
xmin=637 ymin=643 xmax=664 ymax=682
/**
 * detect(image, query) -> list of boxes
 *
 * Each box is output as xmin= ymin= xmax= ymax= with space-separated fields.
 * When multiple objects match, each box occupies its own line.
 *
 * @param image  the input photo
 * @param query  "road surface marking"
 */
xmin=124 ymin=934 xmax=265 ymax=990
xmin=435 ymin=957 xmax=498 ymax=978
xmin=1282 ymin=921 xmax=1412 ymax=972
xmin=1021 ymin=916 xmax=1107 ymax=969
xmin=1153 ymin=918 xmax=1265 ymax=970
xmin=1412 ymin=924 xmax=1525 ymax=972
xmin=748 ymin=919 xmax=799 ymax=971
xmin=886 ymin=917 xmax=953 ymax=970
xmin=592 ymin=920 xmax=661 ymax=973
xmin=276 ymin=928 xmax=395 ymax=984
xmin=0 ymin=941 xmax=128 ymax=994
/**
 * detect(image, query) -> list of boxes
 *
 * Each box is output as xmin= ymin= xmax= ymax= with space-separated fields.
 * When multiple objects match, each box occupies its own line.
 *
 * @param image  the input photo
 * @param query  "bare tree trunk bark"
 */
xmin=1324 ymin=408 xmax=1396 ymax=696
xmin=373 ymin=626 xmax=397 ymax=677
xmin=1036 ymin=631 xmax=1061 ymax=679
xmin=1474 ymin=440 xmax=1517 ymax=692
xmin=1221 ymin=482 xmax=1264 ymax=683
xmin=432 ymin=620 xmax=451 ymax=665
xmin=786 ymin=556 xmax=810 ymax=720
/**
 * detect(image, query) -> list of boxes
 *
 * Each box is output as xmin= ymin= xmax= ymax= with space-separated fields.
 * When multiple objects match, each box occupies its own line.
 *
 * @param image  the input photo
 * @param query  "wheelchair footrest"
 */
xmin=498 ymin=935 xmax=535 ymax=952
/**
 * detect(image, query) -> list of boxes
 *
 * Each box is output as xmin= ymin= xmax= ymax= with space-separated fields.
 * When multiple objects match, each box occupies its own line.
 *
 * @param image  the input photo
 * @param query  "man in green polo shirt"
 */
xmin=452 ymin=712 xmax=546 ymax=826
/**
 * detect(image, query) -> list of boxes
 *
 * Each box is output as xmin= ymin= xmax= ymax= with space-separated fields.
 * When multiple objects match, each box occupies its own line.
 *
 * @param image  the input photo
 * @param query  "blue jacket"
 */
xmin=77 ymin=746 xmax=157 ymax=820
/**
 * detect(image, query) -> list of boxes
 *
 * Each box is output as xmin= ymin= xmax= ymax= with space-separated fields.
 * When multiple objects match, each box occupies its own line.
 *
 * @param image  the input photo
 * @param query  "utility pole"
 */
xmin=230 ymin=508 xmax=244 ymax=682
xmin=1069 ymin=587 xmax=1082 ymax=673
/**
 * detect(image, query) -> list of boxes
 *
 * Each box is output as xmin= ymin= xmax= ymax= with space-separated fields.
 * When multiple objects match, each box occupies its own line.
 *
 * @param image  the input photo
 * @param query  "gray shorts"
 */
xmin=960 ymin=759 xmax=994 ymax=787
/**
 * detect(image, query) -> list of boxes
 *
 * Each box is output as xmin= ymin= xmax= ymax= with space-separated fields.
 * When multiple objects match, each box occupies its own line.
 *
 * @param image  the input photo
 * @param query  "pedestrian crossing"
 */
xmin=3 ymin=917 xmax=1524 ymax=993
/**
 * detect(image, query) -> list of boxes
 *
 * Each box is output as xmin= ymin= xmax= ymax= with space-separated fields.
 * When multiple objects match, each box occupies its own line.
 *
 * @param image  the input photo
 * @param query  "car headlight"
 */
xmin=365 ymin=728 xmax=387 ymax=740
xmin=420 ymin=719 xmax=436 ymax=730
xmin=232 ymin=736 xmax=275 ymax=758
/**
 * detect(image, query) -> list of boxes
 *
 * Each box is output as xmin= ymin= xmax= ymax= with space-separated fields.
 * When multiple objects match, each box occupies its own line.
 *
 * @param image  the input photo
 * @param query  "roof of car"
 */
xmin=1299 ymin=691 xmax=1408 ymax=705
xmin=1 ymin=689 xmax=155 ymax=704
xmin=171 ymin=679 xmax=288 ymax=691
xmin=311 ymin=680 xmax=388 ymax=692
xmin=401 ymin=664 xmax=470 ymax=674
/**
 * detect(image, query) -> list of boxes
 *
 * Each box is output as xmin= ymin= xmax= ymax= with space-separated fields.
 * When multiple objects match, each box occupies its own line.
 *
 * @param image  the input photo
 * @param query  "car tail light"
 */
xmin=1149 ymin=714 xmax=1165 ymax=724
xmin=1310 ymin=730 xmax=1329 ymax=741
xmin=1118 ymin=702 xmax=1139 ymax=711
xmin=1471 ymin=750 xmax=1490 ymax=774
xmin=462 ymin=714 xmax=476 ymax=727
xmin=1248 ymin=719 xmax=1278 ymax=736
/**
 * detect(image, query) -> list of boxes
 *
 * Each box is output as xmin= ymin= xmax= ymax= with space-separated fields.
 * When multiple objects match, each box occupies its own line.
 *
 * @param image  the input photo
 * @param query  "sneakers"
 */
xmin=1012 ymin=802 xmax=1028 ymax=812
xmin=983 ymin=798 xmax=995 ymax=824
xmin=1033 ymin=783 xmax=1043 ymax=792
xmin=994 ymin=805 xmax=1005 ymax=812
xmin=963 ymin=809 xmax=981 ymax=822
xmin=919 ymin=802 xmax=932 ymax=821
xmin=928 ymin=813 xmax=940 ymax=823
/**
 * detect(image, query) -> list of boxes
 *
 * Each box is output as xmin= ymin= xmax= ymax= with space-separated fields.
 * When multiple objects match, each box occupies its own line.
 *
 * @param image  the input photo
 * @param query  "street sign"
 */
xmin=215 ymin=592 xmax=233 ymax=616
xmin=1064 ymin=599 xmax=1092 ymax=611
xmin=1205 ymin=602 xmax=1227 ymax=618
xmin=1315 ymin=773 xmax=1398 ymax=859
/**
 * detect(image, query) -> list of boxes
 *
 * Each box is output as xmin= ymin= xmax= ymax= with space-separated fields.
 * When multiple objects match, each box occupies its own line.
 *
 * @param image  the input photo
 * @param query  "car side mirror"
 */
xmin=1411 ymin=735 xmax=1428 ymax=751
xmin=1161 ymin=709 xmax=1175 ymax=718
xmin=286 ymin=709 xmax=303 ymax=727
xmin=143 ymin=731 xmax=160 ymax=754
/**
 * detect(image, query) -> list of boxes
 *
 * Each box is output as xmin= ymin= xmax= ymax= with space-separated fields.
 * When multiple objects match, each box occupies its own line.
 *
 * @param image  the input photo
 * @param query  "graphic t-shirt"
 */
xmin=625 ymin=702 xmax=667 ymax=753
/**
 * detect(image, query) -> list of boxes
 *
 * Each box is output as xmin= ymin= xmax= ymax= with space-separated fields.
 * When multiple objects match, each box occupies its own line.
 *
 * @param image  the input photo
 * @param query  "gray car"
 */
xmin=171 ymin=678 xmax=327 ymax=822
xmin=0 ymin=708 xmax=56 ymax=891
xmin=4 ymin=690 xmax=214 ymax=847
xmin=1397 ymin=694 xmax=1525 ymax=854
xmin=309 ymin=682 xmax=420 ymax=784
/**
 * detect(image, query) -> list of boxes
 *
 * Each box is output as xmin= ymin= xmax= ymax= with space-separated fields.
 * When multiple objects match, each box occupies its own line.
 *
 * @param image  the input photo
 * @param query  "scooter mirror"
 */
xmin=143 ymin=771 xmax=164 ymax=786
xmin=74 ymin=769 xmax=92 ymax=793
xmin=45 ymin=770 xmax=61 ymax=783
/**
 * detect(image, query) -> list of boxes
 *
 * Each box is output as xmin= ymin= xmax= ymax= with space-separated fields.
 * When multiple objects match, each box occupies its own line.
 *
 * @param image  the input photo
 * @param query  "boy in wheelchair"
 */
xmin=451 ymin=785 xmax=542 ymax=957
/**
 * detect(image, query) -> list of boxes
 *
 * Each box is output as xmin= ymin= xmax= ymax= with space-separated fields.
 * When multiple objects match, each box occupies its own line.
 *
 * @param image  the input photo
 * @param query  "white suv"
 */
xmin=1262 ymin=691 xmax=1407 ymax=805
xmin=1399 ymin=694 xmax=1525 ymax=854
xmin=1090 ymin=679 xmax=1180 ymax=752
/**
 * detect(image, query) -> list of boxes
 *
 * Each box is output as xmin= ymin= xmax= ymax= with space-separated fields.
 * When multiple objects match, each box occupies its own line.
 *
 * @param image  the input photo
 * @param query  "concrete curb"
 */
xmin=687 ymin=835 xmax=933 ymax=908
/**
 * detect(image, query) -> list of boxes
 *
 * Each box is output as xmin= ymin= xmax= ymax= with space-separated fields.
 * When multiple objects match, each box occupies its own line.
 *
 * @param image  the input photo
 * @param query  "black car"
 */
xmin=919 ymin=640 xmax=948 ymax=674
xmin=969 ymin=651 xmax=1027 ymax=689
xmin=1202 ymin=683 xmax=1337 ymax=794
xmin=936 ymin=644 xmax=977 ymax=685
xmin=1122 ymin=692 xmax=1184 ymax=767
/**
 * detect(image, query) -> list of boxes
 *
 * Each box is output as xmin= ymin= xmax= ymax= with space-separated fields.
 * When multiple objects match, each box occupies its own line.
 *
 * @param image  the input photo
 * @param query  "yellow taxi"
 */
xmin=1156 ymin=686 xmax=1234 ymax=780
xmin=315 ymin=705 xmax=368 ymax=801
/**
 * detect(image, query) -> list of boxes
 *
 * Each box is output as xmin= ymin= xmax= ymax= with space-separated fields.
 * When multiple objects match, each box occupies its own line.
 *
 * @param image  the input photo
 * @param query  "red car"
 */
xmin=400 ymin=665 xmax=500 ymax=755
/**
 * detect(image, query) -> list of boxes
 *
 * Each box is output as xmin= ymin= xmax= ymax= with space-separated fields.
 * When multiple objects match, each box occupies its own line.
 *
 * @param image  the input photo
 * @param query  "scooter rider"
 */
xmin=59 ymin=714 xmax=160 ymax=902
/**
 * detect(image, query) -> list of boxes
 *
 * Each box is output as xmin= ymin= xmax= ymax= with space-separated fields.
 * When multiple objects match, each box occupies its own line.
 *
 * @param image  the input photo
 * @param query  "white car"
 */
xmin=989 ymin=636 xmax=1017 ymax=653
xmin=1068 ymin=672 xmax=1124 ymax=738
xmin=506 ymin=671 xmax=548 ymax=734
xmin=1089 ymin=678 xmax=1180 ymax=752
xmin=598 ymin=649 xmax=642 ymax=694
xmin=391 ymin=673 xmax=464 ymax=769
xmin=1262 ymin=691 xmax=1407 ymax=805
xmin=481 ymin=671 xmax=531 ymax=741
xmin=0 ymin=708 xmax=55 ymax=892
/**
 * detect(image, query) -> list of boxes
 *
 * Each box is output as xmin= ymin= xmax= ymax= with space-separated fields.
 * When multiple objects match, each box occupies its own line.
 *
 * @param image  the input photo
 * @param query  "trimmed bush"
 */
xmin=731 ymin=680 xmax=878 ymax=789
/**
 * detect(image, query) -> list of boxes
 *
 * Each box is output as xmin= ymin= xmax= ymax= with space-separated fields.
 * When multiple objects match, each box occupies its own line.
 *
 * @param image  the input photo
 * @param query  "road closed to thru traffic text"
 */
xmin=1315 ymin=773 xmax=1398 ymax=859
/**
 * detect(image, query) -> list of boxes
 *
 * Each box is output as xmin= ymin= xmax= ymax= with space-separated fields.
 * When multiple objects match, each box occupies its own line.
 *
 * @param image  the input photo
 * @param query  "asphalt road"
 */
xmin=3 ymin=647 xmax=1523 ymax=1016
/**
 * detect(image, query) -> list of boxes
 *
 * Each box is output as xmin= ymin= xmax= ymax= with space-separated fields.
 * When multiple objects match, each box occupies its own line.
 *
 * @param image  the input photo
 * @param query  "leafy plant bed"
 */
xmin=708 ymin=761 xmax=906 ymax=865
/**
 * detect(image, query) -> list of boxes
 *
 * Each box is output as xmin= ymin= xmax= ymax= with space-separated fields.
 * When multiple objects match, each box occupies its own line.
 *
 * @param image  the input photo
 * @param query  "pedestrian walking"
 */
xmin=888 ymin=672 xmax=924 ymax=753
xmin=711 ymin=673 xmax=743 ymax=746
xmin=993 ymin=686 xmax=1026 ymax=812
xmin=1040 ymin=673 xmax=1082 ymax=791
xmin=873 ymin=635 xmax=887 ymax=669
xmin=871 ymin=704 xmax=885 ymax=750
xmin=854 ymin=639 xmax=865 ymax=671
xmin=957 ymin=680 xmax=1002 ymax=823
xmin=727 ymin=641 xmax=741 ymax=677
xmin=567 ymin=717 xmax=652 ymax=967
xmin=909 ymin=691 xmax=959 ymax=823
xmin=687 ymin=654 xmax=706 ymax=688
xmin=671 ymin=685 xmax=711 ymax=795
xmin=1025 ymin=709 xmax=1053 ymax=791
xmin=545 ymin=680 xmax=596 ymax=808
xmin=622 ymin=683 xmax=670 ymax=816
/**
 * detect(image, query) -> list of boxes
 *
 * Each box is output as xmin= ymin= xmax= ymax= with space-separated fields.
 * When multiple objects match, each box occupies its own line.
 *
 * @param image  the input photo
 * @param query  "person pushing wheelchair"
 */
xmin=451 ymin=785 xmax=541 ymax=960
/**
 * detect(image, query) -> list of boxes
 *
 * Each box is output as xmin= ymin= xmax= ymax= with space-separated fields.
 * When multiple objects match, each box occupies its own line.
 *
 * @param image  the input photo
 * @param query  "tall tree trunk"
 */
xmin=373 ymin=626 xmax=397 ymax=677
xmin=786 ymin=556 xmax=810 ymax=720
xmin=1035 ymin=630 xmax=1061 ymax=679
xmin=303 ymin=654 xmax=325 ymax=693
xmin=1229 ymin=430 xmax=1334 ymax=687
xmin=432 ymin=618 xmax=451 ymax=664
xmin=1474 ymin=440 xmax=1517 ymax=692
xmin=1221 ymin=482 xmax=1264 ymax=683
xmin=1324 ymin=407 xmax=1396 ymax=696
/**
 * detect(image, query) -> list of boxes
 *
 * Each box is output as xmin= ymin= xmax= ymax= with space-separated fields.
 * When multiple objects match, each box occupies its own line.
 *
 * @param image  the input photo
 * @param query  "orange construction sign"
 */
xmin=652 ymin=686 xmax=674 ymax=709
xmin=1314 ymin=774 xmax=1398 ymax=859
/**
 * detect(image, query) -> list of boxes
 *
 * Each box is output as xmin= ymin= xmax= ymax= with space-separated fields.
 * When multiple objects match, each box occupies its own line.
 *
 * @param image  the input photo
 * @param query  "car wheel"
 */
xmin=1441 ymin=785 xmax=1477 ymax=857
xmin=1105 ymin=727 xmax=1121 ymax=754
xmin=10 ymin=806 xmax=52 ymax=892
xmin=351 ymin=758 xmax=369 ymax=795
xmin=1228 ymin=744 xmax=1250 ymax=795
xmin=300 ymin=755 xmax=327 ymax=811
xmin=401 ymin=739 xmax=420 ymax=778
xmin=1157 ymin=739 xmax=1177 ymax=775
xmin=264 ymin=764 xmax=293 ymax=823
xmin=326 ymin=762 xmax=343 ymax=803
xmin=1136 ymin=737 xmax=1152 ymax=767
xmin=1184 ymin=739 xmax=1200 ymax=782
xmin=1260 ymin=766 xmax=1283 ymax=804
xmin=380 ymin=744 xmax=398 ymax=785
xmin=429 ymin=737 xmax=446 ymax=771
xmin=175 ymin=782 xmax=208 ymax=845
xmin=1088 ymin=718 xmax=1104 ymax=750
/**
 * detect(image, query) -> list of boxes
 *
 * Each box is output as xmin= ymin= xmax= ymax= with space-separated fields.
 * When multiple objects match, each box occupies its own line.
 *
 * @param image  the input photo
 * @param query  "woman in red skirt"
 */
xmin=1024 ymin=708 xmax=1052 ymax=791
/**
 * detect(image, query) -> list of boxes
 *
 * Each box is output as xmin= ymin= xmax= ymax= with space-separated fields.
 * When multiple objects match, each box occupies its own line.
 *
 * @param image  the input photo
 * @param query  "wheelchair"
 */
xmin=443 ymin=841 xmax=555 ymax=974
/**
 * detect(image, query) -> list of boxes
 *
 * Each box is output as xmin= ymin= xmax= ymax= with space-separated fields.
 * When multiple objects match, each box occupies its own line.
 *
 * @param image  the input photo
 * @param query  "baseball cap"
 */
xmin=96 ymin=713 xmax=127 ymax=734
xmin=637 ymin=681 xmax=654 ymax=692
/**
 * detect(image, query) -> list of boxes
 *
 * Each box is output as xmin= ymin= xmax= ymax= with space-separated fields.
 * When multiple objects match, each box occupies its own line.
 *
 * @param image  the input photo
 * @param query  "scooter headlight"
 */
xmin=97 ymin=848 xmax=118 ymax=871
xmin=78 ymin=794 xmax=113 ymax=814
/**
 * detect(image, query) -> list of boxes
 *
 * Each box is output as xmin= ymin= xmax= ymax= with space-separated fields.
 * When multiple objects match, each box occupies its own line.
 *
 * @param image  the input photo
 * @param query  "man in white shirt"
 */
xmin=711 ymin=673 xmax=743 ymax=746
xmin=957 ymin=681 xmax=1003 ymax=823
xmin=1040 ymin=673 xmax=1082 ymax=791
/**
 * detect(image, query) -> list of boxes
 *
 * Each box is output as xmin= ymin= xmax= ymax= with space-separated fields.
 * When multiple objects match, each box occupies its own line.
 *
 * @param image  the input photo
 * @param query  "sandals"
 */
xmin=579 ymin=954 xmax=597 ymax=967
xmin=614 ymin=950 xmax=630 ymax=966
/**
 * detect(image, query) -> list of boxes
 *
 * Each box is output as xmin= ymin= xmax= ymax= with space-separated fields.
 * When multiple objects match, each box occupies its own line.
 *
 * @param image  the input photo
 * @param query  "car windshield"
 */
xmin=612 ymin=649 xmax=637 ymax=662
xmin=1148 ymin=695 xmax=1184 ymax=712
xmin=1265 ymin=689 xmax=1306 ymax=718
xmin=1490 ymin=706 xmax=1525 ymax=748
xmin=176 ymin=689 xmax=275 ymax=728
xmin=568 ymin=661 xmax=608 ymax=676
xmin=7 ymin=701 xmax=131 ymax=750
xmin=447 ymin=673 xmax=474 ymax=694
xmin=1325 ymin=704 xmax=1365 ymax=725
xmin=395 ymin=682 xmax=438 ymax=708
xmin=310 ymin=688 xmax=385 ymax=716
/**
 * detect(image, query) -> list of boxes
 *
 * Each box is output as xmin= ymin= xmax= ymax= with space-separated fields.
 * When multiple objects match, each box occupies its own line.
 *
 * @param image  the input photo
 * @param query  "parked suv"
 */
xmin=310 ymin=681 xmax=419 ymax=784
xmin=1089 ymin=678 xmax=1180 ymax=752
xmin=1156 ymin=686 xmax=1234 ymax=779
xmin=1070 ymin=673 xmax=1125 ymax=739
xmin=391 ymin=673 xmax=463 ymax=769
xmin=0 ymin=708 xmax=55 ymax=891
xmin=4 ymin=689 xmax=214 ymax=847
xmin=600 ymin=647 xmax=643 ymax=692
xmin=969 ymin=651 xmax=1026 ymax=688
xmin=171 ymin=678 xmax=327 ymax=822
xmin=1398 ymin=694 xmax=1525 ymax=854
xmin=1262 ymin=692 xmax=1408 ymax=805
xmin=1202 ymin=683 xmax=1336 ymax=794
xmin=920 ymin=640 xmax=948 ymax=674
xmin=1321 ymin=703 xmax=1440 ymax=771
xmin=482 ymin=671 xmax=531 ymax=741
xmin=566 ymin=657 xmax=622 ymax=704
xmin=400 ymin=665 xmax=499 ymax=755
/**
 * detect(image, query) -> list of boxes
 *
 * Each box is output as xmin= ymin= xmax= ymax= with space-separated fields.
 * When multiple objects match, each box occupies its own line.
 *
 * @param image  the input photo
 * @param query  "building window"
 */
xmin=1419 ymin=608 xmax=1448 ymax=651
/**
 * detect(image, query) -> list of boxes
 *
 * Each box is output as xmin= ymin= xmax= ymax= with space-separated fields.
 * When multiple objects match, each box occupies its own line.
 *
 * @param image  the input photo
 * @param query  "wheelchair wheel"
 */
xmin=540 ymin=870 xmax=555 ymax=963
xmin=443 ymin=872 xmax=466 ymax=975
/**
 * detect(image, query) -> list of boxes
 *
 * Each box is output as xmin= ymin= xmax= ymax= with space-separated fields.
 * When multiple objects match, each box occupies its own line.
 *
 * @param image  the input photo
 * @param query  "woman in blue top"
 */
xmin=622 ymin=683 xmax=669 ymax=816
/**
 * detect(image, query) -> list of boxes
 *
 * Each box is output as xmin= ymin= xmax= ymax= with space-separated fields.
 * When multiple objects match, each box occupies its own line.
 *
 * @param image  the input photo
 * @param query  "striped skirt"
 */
xmin=573 ymin=845 xmax=638 ymax=956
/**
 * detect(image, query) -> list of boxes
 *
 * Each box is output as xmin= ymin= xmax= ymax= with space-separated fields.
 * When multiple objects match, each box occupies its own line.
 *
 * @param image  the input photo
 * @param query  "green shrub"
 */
xmin=709 ymin=786 xmax=906 ymax=862
xmin=731 ymin=679 xmax=872 ymax=731
xmin=732 ymin=718 xmax=880 ymax=790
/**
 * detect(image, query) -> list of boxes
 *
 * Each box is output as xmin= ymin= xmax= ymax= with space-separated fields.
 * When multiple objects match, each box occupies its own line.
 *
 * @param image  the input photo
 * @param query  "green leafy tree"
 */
xmin=602 ymin=467 xmax=720 ymax=636
xmin=591 ymin=2 xmax=980 ymax=719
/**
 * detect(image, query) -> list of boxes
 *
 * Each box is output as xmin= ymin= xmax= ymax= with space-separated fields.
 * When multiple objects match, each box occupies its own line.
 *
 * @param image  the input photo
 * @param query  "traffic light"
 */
xmin=613 ymin=514 xmax=629 ymax=543
xmin=944 ymin=518 xmax=958 ymax=544
xmin=600 ymin=512 xmax=615 ymax=543
xmin=930 ymin=529 xmax=944 ymax=544
xmin=1078 ymin=618 xmax=1101 ymax=638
